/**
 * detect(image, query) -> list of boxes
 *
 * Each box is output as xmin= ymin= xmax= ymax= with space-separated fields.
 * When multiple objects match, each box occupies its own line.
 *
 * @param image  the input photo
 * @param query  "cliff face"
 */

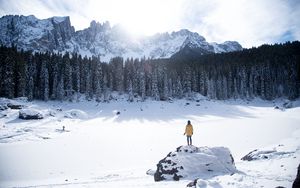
xmin=0 ymin=15 xmax=75 ymax=52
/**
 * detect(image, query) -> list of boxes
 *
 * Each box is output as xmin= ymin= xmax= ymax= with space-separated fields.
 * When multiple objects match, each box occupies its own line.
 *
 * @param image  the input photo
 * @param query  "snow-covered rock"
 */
xmin=153 ymin=145 xmax=237 ymax=181
xmin=0 ymin=112 xmax=7 ymax=118
xmin=0 ymin=104 xmax=8 ymax=111
xmin=0 ymin=15 xmax=242 ymax=62
xmin=7 ymin=102 xmax=25 ymax=109
xmin=19 ymin=108 xmax=44 ymax=120
xmin=293 ymin=164 xmax=300 ymax=188
xmin=187 ymin=179 xmax=222 ymax=188
xmin=0 ymin=98 xmax=25 ymax=110
xmin=283 ymin=100 xmax=293 ymax=109
xmin=64 ymin=109 xmax=88 ymax=119
xmin=241 ymin=147 xmax=294 ymax=161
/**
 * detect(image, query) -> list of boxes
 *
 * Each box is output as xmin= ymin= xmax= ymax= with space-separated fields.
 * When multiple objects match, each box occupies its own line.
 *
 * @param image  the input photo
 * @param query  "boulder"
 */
xmin=241 ymin=148 xmax=292 ymax=161
xmin=283 ymin=100 xmax=293 ymax=109
xmin=153 ymin=145 xmax=237 ymax=181
xmin=0 ymin=104 xmax=8 ymax=111
xmin=0 ymin=98 xmax=25 ymax=110
xmin=7 ymin=102 xmax=25 ymax=109
xmin=19 ymin=109 xmax=44 ymax=120
xmin=292 ymin=164 xmax=300 ymax=188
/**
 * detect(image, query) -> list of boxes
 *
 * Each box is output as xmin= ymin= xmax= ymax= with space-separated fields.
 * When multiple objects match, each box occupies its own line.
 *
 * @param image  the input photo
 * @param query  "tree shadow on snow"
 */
xmin=88 ymin=99 xmax=258 ymax=124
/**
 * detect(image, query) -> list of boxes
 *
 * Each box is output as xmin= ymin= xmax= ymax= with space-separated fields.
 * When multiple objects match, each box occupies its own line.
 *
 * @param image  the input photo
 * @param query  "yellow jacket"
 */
xmin=185 ymin=124 xmax=193 ymax=136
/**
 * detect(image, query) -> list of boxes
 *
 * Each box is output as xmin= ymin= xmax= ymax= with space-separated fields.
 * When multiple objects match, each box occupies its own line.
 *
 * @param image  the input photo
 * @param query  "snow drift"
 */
xmin=153 ymin=145 xmax=237 ymax=181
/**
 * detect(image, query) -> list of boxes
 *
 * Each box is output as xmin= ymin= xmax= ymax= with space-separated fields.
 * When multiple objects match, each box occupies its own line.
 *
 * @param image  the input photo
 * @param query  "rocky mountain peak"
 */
xmin=0 ymin=15 xmax=243 ymax=62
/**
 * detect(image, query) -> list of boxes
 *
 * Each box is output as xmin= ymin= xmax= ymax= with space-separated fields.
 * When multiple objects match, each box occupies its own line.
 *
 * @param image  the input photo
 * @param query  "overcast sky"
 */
xmin=0 ymin=0 xmax=299 ymax=48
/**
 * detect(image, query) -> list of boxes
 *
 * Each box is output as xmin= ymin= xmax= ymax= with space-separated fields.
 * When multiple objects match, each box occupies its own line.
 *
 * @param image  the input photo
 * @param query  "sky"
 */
xmin=0 ymin=0 xmax=299 ymax=48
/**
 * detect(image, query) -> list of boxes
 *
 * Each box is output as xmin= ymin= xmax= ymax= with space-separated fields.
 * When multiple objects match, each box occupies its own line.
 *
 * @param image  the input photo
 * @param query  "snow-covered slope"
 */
xmin=0 ymin=15 xmax=243 ymax=62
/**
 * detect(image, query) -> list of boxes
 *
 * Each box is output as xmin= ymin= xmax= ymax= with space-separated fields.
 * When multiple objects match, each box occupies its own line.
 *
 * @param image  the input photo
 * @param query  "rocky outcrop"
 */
xmin=153 ymin=145 xmax=237 ymax=181
xmin=0 ymin=15 xmax=74 ymax=52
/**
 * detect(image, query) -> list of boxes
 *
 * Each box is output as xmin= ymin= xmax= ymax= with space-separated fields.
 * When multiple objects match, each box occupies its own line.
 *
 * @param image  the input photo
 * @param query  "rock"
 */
xmin=19 ymin=109 xmax=44 ymax=120
xmin=283 ymin=101 xmax=293 ymax=109
xmin=241 ymin=148 xmax=292 ymax=161
xmin=293 ymin=164 xmax=300 ymax=188
xmin=274 ymin=106 xmax=280 ymax=110
xmin=7 ymin=102 xmax=25 ymax=109
xmin=153 ymin=145 xmax=237 ymax=182
xmin=146 ymin=169 xmax=156 ymax=176
xmin=187 ymin=178 xmax=222 ymax=187
xmin=0 ymin=112 xmax=7 ymax=118
xmin=187 ymin=179 xmax=197 ymax=187
xmin=0 ymin=104 xmax=8 ymax=111
xmin=241 ymin=149 xmax=259 ymax=161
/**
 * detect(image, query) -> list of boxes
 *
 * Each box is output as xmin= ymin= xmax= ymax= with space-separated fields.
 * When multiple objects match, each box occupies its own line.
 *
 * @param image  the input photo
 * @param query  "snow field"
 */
xmin=0 ymin=97 xmax=299 ymax=187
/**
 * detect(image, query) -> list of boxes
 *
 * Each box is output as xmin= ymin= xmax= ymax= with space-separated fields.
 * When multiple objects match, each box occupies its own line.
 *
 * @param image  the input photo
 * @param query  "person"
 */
xmin=184 ymin=120 xmax=193 ymax=145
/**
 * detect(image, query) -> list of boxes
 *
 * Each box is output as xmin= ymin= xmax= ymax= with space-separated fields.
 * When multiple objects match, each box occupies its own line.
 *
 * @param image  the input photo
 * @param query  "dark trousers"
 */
xmin=187 ymin=136 xmax=192 ymax=145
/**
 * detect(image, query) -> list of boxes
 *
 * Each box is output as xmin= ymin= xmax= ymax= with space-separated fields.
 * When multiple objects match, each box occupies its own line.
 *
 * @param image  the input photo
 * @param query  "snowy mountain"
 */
xmin=0 ymin=15 xmax=242 ymax=62
xmin=0 ymin=15 xmax=75 ymax=52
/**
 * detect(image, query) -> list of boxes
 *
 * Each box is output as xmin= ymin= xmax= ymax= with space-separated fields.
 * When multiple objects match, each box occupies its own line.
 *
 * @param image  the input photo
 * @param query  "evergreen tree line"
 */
xmin=0 ymin=41 xmax=299 ymax=102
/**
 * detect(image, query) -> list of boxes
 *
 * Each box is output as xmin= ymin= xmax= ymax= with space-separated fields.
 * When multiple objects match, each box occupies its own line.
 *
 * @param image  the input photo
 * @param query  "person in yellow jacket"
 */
xmin=184 ymin=120 xmax=193 ymax=145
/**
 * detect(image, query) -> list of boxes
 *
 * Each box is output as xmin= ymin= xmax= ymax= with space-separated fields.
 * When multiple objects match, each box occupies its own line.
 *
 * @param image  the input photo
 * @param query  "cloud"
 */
xmin=0 ymin=0 xmax=299 ymax=47
xmin=180 ymin=0 xmax=300 ymax=47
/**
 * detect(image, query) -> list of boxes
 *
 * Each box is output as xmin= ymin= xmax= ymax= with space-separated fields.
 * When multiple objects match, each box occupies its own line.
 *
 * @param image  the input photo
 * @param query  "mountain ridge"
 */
xmin=0 ymin=15 xmax=243 ymax=62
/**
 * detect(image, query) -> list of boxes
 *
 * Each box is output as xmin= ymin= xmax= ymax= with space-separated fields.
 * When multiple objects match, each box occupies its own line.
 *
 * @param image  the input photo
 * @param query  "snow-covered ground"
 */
xmin=0 ymin=96 xmax=299 ymax=188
